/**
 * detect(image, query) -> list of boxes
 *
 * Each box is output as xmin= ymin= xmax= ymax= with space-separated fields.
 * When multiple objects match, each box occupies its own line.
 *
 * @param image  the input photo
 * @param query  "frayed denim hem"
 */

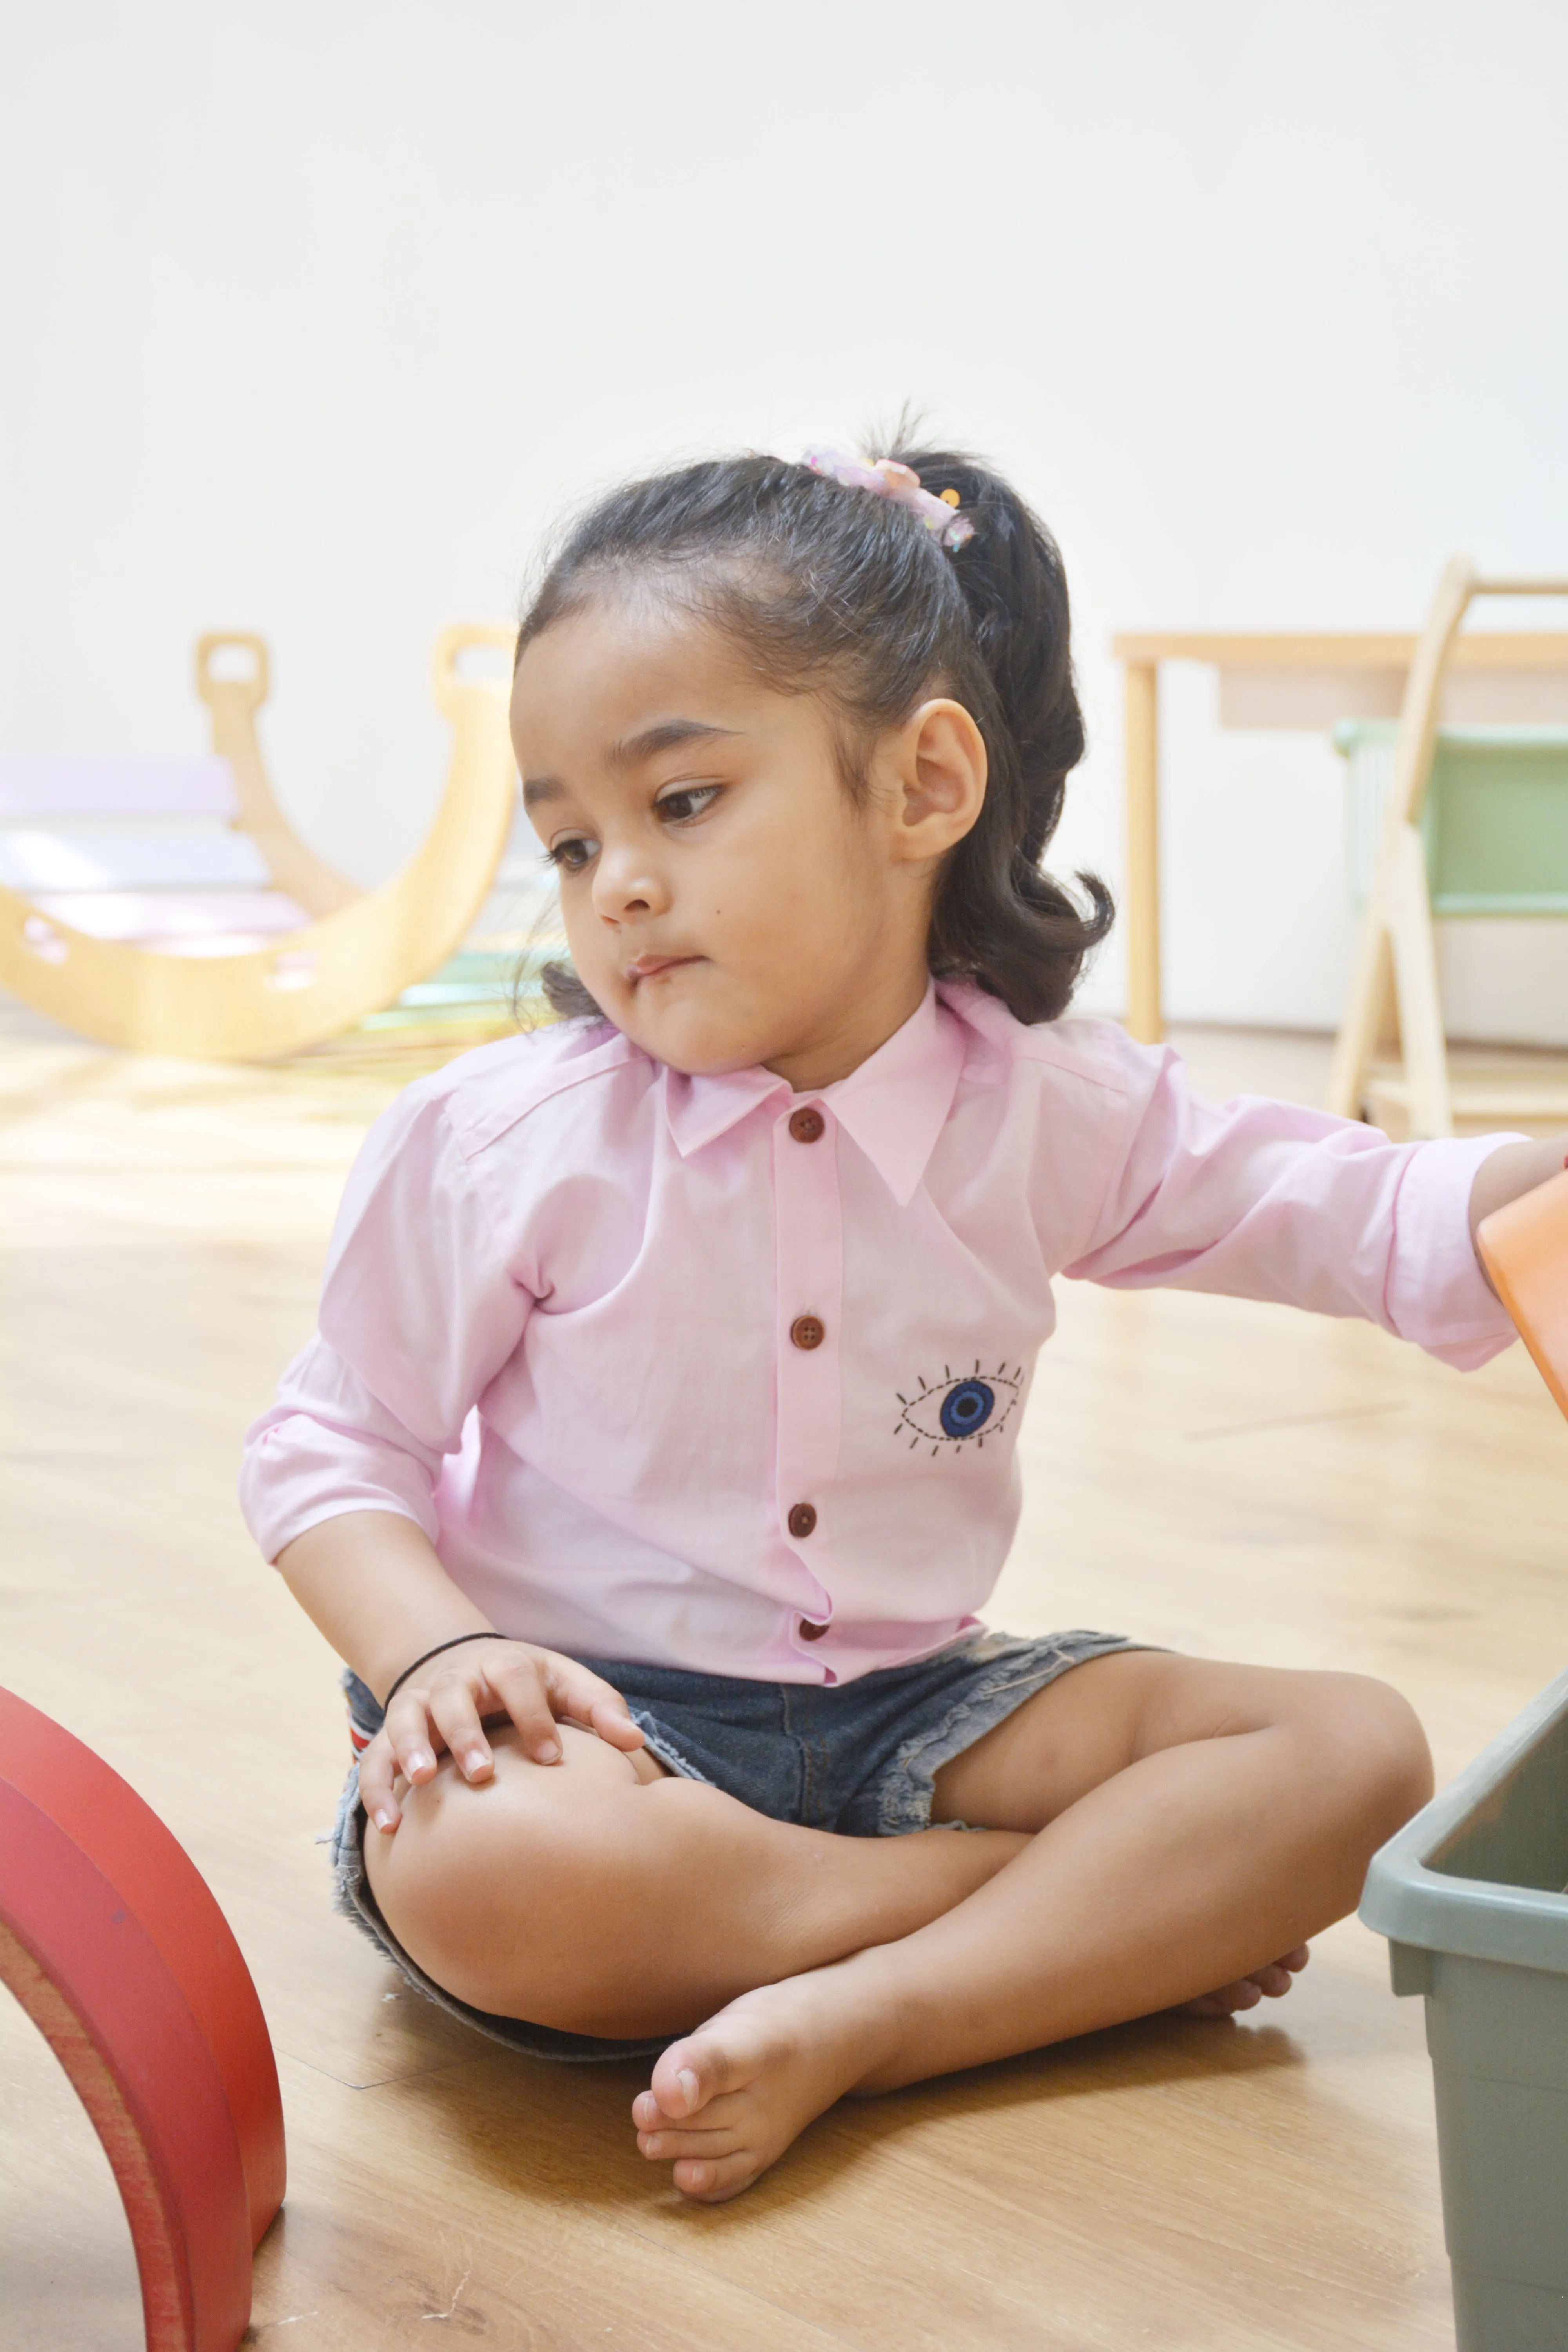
xmin=875 ymin=1631 xmax=1150 ymax=1837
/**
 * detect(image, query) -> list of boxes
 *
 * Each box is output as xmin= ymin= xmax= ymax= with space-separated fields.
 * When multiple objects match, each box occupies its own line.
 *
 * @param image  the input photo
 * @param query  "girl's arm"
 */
xmin=1059 ymin=1032 xmax=1553 ymax=1369
xmin=250 ymin=1085 xmax=647 ymax=1836
xmin=1470 ymin=1134 xmax=1568 ymax=1267
xmin=279 ymin=1510 xmax=643 ymax=1834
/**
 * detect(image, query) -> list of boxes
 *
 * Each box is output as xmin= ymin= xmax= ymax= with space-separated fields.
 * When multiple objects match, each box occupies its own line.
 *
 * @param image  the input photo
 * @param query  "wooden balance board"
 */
xmin=0 ymin=628 xmax=557 ymax=1062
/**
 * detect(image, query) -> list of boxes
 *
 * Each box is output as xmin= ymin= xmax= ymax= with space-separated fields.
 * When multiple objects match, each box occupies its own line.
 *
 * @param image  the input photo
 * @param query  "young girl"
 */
xmin=242 ymin=440 xmax=1552 ymax=2205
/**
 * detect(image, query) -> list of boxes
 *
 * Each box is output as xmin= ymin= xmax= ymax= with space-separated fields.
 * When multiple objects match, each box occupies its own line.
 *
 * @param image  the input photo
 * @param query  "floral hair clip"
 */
xmin=802 ymin=448 xmax=976 ymax=550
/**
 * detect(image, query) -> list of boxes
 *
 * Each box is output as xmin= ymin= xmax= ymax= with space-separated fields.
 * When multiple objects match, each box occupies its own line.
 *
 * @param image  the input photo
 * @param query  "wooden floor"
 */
xmin=4 ymin=1002 xmax=1566 ymax=2351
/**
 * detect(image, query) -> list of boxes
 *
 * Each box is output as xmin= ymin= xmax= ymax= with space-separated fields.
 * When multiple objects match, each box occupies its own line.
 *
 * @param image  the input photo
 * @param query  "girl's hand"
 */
xmin=358 ymin=1638 xmax=644 ymax=1833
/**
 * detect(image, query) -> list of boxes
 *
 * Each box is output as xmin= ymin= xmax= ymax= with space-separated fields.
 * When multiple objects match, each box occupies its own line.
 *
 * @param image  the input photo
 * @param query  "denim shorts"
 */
xmin=329 ymin=1626 xmax=1139 ymax=2063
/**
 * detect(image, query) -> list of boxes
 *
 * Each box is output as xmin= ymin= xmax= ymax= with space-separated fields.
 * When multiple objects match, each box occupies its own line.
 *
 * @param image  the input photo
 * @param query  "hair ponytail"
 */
xmin=881 ymin=439 xmax=1112 ymax=1021
xmin=520 ymin=435 xmax=1112 ymax=1026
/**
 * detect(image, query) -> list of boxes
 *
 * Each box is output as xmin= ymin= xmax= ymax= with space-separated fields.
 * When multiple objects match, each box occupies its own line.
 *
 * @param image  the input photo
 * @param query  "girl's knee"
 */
xmin=365 ymin=1749 xmax=648 ymax=2027
xmin=1298 ymin=1672 xmax=1433 ymax=1844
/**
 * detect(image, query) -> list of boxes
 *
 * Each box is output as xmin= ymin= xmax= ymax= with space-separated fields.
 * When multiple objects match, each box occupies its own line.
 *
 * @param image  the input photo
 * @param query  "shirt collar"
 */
xmin=662 ymin=984 xmax=967 ymax=1207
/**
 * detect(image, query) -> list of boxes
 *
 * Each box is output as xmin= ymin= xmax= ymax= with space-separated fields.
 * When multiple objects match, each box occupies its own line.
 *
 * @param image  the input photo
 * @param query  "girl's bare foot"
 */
xmin=633 ymin=1941 xmax=1314 ymax=2202
xmin=632 ymin=1965 xmax=887 ymax=2204
xmin=1181 ymin=1943 xmax=1310 ymax=2017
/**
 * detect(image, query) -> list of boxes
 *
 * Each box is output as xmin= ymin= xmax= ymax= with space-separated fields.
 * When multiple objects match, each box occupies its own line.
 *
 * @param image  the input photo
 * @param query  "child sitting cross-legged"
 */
xmin=242 ymin=439 xmax=1554 ymax=2203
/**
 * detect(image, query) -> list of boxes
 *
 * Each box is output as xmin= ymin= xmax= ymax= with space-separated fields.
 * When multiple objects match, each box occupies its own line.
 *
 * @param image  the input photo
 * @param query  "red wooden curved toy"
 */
xmin=0 ymin=1688 xmax=284 ymax=2351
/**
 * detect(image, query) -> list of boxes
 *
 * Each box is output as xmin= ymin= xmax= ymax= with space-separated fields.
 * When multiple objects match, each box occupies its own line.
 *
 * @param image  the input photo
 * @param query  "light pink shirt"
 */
xmin=240 ymin=983 xmax=1516 ymax=1684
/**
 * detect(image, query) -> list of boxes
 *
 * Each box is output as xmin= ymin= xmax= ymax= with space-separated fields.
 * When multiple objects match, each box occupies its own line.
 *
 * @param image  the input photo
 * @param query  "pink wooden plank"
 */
xmin=26 ymin=890 xmax=308 ymax=943
xmin=0 ymin=757 xmax=237 ymax=818
xmin=157 ymin=928 xmax=311 ymax=959
xmin=0 ymin=829 xmax=272 ymax=892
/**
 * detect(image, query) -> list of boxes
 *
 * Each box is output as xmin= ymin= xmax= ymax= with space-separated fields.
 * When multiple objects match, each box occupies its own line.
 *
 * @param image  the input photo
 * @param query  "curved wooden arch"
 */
xmin=193 ymin=632 xmax=358 ymax=918
xmin=0 ymin=623 xmax=520 ymax=1059
xmin=0 ymin=1687 xmax=285 ymax=2351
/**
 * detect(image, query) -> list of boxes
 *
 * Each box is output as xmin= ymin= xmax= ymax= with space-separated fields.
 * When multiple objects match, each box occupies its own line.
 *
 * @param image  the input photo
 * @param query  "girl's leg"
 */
xmin=361 ymin=1717 xmax=1030 ymax=2036
xmin=633 ymin=1655 xmax=1432 ymax=2200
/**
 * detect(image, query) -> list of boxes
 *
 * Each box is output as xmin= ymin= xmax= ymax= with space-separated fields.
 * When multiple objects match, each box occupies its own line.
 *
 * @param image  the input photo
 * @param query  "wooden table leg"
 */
xmin=1123 ymin=659 xmax=1161 ymax=1042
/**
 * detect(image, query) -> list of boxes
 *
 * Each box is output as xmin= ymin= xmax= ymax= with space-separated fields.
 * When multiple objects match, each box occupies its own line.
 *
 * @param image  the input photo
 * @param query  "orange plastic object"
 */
xmin=1477 ymin=1167 xmax=1568 ymax=1420
xmin=0 ymin=1688 xmax=284 ymax=2350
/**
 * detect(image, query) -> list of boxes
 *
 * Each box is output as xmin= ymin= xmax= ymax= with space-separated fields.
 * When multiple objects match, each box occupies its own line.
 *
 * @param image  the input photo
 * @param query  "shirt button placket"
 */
xmin=776 ymin=1102 xmax=840 ymax=1662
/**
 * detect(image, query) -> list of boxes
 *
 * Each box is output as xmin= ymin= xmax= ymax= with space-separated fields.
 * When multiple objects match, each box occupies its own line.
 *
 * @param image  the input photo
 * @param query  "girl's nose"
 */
xmin=591 ymin=841 xmax=670 ymax=923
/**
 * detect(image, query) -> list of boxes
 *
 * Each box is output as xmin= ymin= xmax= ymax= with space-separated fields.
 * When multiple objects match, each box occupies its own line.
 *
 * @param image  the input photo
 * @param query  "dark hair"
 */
xmin=516 ymin=434 xmax=1111 ymax=1025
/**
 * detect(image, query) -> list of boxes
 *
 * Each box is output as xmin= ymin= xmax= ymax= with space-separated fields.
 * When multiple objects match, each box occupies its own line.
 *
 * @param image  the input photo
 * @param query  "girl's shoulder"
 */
xmin=385 ymin=1015 xmax=652 ymax=1160
xmin=939 ymin=981 xmax=1167 ymax=1108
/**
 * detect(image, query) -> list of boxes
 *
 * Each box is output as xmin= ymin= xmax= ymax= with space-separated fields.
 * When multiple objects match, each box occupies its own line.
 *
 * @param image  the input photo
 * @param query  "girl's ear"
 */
xmin=887 ymin=699 xmax=988 ymax=865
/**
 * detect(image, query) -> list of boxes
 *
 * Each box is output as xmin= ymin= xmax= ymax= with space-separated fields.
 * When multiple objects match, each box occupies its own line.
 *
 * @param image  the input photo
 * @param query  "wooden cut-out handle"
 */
xmin=1477 ymin=1167 xmax=1568 ymax=1421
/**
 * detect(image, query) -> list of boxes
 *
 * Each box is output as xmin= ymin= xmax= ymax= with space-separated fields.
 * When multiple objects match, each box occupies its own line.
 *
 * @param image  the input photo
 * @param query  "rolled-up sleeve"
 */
xmin=1062 ymin=1036 xmax=1521 ymax=1370
xmin=239 ymin=1082 xmax=532 ymax=1562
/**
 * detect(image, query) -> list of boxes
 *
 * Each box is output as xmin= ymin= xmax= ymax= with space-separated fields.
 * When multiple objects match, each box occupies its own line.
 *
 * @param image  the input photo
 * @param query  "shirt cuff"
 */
xmin=1386 ymin=1134 xmax=1528 ymax=1369
xmin=239 ymin=1416 xmax=439 ymax=1563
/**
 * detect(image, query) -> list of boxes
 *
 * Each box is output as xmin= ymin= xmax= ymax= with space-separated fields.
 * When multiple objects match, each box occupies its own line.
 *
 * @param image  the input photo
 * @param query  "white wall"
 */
xmin=4 ymin=0 xmax=1566 ymax=1035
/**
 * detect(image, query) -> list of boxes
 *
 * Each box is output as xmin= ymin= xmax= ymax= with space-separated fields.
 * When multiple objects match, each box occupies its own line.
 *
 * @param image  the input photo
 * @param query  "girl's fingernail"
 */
xmin=374 ymin=1808 xmax=396 ymax=1831
xmin=537 ymin=1739 xmax=561 ymax=1763
xmin=408 ymin=1749 xmax=434 ymax=1775
xmin=677 ymin=2068 xmax=700 ymax=2108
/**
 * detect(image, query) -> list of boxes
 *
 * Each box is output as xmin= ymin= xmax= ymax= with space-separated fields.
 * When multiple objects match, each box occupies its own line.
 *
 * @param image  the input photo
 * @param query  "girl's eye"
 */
xmin=546 ymin=835 xmax=599 ymax=875
xmin=655 ymin=784 xmax=722 ymax=826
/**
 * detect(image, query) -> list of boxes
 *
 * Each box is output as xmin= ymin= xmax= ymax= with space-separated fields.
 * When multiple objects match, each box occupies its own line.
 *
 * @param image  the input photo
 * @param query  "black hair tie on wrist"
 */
xmin=383 ymin=1630 xmax=501 ymax=1710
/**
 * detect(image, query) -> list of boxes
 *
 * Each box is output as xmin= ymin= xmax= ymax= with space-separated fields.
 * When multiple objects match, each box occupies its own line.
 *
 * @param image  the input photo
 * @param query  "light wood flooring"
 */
xmin=4 ymin=1002 xmax=1566 ymax=2351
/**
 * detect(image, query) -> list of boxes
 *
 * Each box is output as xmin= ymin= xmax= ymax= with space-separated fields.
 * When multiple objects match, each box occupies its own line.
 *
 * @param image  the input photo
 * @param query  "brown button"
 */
xmin=798 ymin=1617 xmax=829 ymax=1641
xmin=789 ymin=1107 xmax=825 ymax=1143
xmin=787 ymin=1502 xmax=818 ymax=1539
xmin=790 ymin=1315 xmax=825 ymax=1351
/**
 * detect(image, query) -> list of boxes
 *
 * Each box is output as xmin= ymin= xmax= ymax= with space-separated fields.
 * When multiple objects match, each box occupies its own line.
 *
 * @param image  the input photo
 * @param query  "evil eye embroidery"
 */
xmin=940 ymin=1379 xmax=994 ymax=1439
xmin=895 ymin=1361 xmax=1024 ymax=1455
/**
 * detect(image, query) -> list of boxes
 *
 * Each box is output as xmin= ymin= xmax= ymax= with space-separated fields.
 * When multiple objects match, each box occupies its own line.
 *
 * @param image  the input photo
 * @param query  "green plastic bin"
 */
xmin=1361 ymin=1666 xmax=1568 ymax=2348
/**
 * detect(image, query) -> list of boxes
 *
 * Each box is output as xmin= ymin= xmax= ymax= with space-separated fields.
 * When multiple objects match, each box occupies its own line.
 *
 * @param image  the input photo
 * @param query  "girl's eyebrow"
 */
xmin=609 ymin=719 xmax=738 ymax=768
xmin=522 ymin=720 xmax=739 ymax=809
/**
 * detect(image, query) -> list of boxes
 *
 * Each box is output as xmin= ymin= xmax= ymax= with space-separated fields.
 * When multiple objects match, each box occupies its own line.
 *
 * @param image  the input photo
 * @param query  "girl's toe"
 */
xmin=1195 ymin=1977 xmax=1260 ymax=2013
xmin=638 ymin=2123 xmax=742 ymax=2162
xmin=672 ymin=2149 xmax=761 ymax=2202
xmin=650 ymin=2044 xmax=718 ymax=2118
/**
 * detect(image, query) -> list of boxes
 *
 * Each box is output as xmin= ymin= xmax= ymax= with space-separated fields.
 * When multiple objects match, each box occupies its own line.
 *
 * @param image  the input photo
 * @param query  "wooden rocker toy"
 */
xmin=0 ymin=1686 xmax=285 ymax=2352
xmin=0 ymin=625 xmax=526 ymax=1060
xmin=1328 ymin=557 xmax=1568 ymax=1138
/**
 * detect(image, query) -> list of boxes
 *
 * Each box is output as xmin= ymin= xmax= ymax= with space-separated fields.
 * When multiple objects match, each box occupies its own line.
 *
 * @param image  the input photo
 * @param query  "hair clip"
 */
xmin=802 ymin=448 xmax=976 ymax=550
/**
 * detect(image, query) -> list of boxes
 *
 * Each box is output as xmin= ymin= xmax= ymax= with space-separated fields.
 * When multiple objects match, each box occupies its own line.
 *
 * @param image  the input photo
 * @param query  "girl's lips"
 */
xmin=625 ymin=954 xmax=700 ymax=984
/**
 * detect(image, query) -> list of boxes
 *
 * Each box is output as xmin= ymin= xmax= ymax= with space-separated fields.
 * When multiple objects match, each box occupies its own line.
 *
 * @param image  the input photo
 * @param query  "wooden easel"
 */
xmin=1327 ymin=559 xmax=1568 ymax=1137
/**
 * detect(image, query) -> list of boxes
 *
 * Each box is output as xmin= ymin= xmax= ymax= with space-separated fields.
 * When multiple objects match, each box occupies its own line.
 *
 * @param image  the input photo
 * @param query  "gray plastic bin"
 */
xmin=1361 ymin=1666 xmax=1568 ymax=2349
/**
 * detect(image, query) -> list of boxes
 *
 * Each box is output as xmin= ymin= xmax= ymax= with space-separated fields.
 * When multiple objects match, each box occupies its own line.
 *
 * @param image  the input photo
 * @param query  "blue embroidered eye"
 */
xmin=894 ymin=1361 xmax=1024 ymax=1455
xmin=939 ymin=1379 xmax=994 ymax=1438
